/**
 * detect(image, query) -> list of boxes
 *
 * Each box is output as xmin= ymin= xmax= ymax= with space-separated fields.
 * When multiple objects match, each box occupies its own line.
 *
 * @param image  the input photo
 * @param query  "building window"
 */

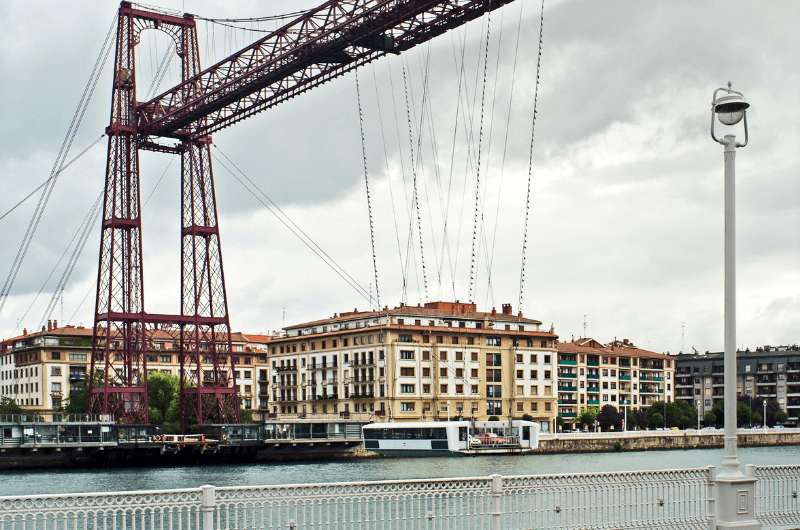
xmin=399 ymin=334 xmax=412 ymax=343
xmin=50 ymin=351 xmax=61 ymax=360
xmin=400 ymin=350 xmax=415 ymax=360
xmin=50 ymin=367 xmax=62 ymax=377
xmin=400 ymin=367 xmax=415 ymax=377
xmin=440 ymin=384 xmax=448 ymax=393
xmin=440 ymin=351 xmax=448 ymax=361
xmin=486 ymin=336 xmax=501 ymax=347
xmin=400 ymin=402 xmax=415 ymax=412
xmin=400 ymin=384 xmax=415 ymax=394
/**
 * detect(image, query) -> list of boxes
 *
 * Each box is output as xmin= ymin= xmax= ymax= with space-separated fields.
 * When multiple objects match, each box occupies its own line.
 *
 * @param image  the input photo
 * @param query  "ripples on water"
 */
xmin=2 ymin=445 xmax=798 ymax=497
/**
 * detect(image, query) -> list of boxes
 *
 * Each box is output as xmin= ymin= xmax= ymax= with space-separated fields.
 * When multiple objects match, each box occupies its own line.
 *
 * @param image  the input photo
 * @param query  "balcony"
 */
xmin=559 ymin=373 xmax=577 ymax=379
xmin=557 ymin=385 xmax=577 ymax=392
xmin=558 ymin=359 xmax=577 ymax=366
xmin=587 ymin=398 xmax=600 ymax=405
xmin=587 ymin=373 xmax=599 ymax=380
xmin=619 ymin=374 xmax=631 ymax=381
xmin=587 ymin=387 xmax=600 ymax=394
xmin=587 ymin=360 xmax=599 ymax=367
xmin=558 ymin=399 xmax=577 ymax=405
xmin=558 ymin=412 xmax=577 ymax=418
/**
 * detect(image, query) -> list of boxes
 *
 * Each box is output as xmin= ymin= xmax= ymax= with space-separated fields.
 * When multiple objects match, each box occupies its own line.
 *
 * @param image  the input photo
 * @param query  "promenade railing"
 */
xmin=1 ymin=465 xmax=797 ymax=529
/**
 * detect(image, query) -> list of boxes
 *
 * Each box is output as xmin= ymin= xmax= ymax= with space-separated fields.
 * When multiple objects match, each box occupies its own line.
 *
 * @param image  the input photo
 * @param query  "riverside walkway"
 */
xmin=1 ymin=464 xmax=798 ymax=529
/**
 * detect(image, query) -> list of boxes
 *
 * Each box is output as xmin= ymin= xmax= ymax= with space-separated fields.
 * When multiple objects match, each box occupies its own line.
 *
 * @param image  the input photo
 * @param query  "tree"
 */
xmin=0 ymin=397 xmax=22 ymax=415
xmin=577 ymin=408 xmax=598 ymax=430
xmin=775 ymin=410 xmax=788 ymax=425
xmin=703 ymin=412 xmax=717 ymax=427
xmin=147 ymin=372 xmax=180 ymax=427
xmin=65 ymin=381 xmax=89 ymax=414
xmin=736 ymin=401 xmax=754 ymax=427
xmin=240 ymin=408 xmax=254 ymax=423
xmin=646 ymin=401 xmax=667 ymax=429
xmin=628 ymin=409 xmax=649 ymax=430
xmin=649 ymin=412 xmax=664 ymax=429
xmin=521 ymin=413 xmax=534 ymax=422
xmin=597 ymin=405 xmax=621 ymax=431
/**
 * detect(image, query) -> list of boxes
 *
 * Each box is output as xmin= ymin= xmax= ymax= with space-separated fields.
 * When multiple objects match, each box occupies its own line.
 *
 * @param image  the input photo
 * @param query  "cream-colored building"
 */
xmin=264 ymin=301 xmax=559 ymax=432
xmin=0 ymin=322 xmax=272 ymax=416
xmin=556 ymin=338 xmax=675 ymax=428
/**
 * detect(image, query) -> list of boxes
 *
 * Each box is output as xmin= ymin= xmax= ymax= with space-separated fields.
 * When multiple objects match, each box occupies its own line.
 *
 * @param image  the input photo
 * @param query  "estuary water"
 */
xmin=1 ymin=445 xmax=797 ymax=497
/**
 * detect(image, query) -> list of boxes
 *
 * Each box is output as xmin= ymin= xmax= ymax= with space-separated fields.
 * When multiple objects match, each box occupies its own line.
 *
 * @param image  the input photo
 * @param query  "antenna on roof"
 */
xmin=282 ymin=307 xmax=286 ymax=328
xmin=583 ymin=314 xmax=588 ymax=339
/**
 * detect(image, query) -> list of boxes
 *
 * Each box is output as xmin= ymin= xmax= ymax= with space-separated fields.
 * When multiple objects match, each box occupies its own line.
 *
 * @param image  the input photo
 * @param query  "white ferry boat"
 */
xmin=362 ymin=420 xmax=539 ymax=456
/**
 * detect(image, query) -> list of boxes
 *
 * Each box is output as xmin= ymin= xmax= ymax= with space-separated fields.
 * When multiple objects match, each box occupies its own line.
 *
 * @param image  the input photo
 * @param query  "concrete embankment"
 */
xmin=536 ymin=430 xmax=800 ymax=454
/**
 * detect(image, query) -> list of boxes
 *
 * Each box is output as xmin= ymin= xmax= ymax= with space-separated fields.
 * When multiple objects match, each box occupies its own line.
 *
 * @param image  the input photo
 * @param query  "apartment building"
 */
xmin=674 ymin=347 xmax=800 ymax=424
xmin=0 ymin=322 xmax=272 ymax=416
xmin=264 ymin=301 xmax=559 ymax=432
xmin=555 ymin=338 xmax=674 ymax=427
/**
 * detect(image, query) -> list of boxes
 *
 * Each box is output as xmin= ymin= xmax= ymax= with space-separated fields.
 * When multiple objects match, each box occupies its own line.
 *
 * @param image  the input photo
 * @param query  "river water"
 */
xmin=2 ymin=445 xmax=797 ymax=497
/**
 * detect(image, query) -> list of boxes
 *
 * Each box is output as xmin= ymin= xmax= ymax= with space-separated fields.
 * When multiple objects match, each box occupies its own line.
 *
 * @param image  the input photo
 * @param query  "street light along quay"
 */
xmin=709 ymin=83 xmax=759 ymax=529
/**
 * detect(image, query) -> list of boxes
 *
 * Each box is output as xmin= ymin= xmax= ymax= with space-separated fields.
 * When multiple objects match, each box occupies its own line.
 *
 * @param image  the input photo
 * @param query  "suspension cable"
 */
xmin=402 ymin=62 xmax=429 ymax=302
xmin=355 ymin=70 xmax=381 ymax=310
xmin=467 ymin=8 xmax=492 ymax=303
xmin=38 ymin=192 xmax=103 ymax=329
xmin=0 ymin=134 xmax=105 ymax=225
xmin=213 ymin=147 xmax=372 ymax=303
xmin=372 ymin=64 xmax=406 ymax=305
xmin=14 ymin=193 xmax=100 ymax=330
xmin=0 ymin=13 xmax=115 ymax=315
xmin=518 ymin=0 xmax=546 ymax=311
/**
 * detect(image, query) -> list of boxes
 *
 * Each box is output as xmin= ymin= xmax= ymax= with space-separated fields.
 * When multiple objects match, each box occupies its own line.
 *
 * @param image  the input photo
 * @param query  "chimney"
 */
xmin=501 ymin=303 xmax=512 ymax=316
xmin=53 ymin=320 xmax=58 ymax=329
xmin=41 ymin=326 xmax=46 ymax=332
xmin=491 ymin=307 xmax=497 ymax=316
xmin=22 ymin=328 xmax=27 ymax=336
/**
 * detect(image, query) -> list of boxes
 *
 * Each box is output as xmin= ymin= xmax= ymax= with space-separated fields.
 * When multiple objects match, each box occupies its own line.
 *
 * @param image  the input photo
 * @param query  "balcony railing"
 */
xmin=558 ymin=359 xmax=577 ymax=366
xmin=558 ymin=373 xmax=577 ymax=379
xmin=557 ymin=385 xmax=577 ymax=392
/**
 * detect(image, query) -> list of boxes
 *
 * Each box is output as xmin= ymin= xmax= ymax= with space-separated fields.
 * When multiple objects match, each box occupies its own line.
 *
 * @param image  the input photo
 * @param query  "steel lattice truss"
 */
xmin=91 ymin=0 xmax=515 ymax=427
xmin=137 ymin=0 xmax=513 ymax=141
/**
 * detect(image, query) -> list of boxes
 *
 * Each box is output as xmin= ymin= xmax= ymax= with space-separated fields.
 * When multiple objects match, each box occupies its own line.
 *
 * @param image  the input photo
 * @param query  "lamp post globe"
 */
xmin=714 ymin=92 xmax=749 ymax=126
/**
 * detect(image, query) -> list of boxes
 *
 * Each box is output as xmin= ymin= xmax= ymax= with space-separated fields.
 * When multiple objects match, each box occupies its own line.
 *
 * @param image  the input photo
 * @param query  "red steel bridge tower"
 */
xmin=88 ymin=0 xmax=515 ymax=428
xmin=89 ymin=4 xmax=238 ymax=427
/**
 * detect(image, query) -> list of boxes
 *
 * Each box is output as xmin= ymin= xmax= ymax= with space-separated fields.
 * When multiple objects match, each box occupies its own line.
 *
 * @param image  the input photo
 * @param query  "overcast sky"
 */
xmin=0 ymin=0 xmax=798 ymax=354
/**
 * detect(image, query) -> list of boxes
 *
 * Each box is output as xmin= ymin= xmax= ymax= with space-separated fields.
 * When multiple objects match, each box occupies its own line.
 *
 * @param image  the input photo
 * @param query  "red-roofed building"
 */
xmin=555 ymin=337 xmax=674 ymax=429
xmin=265 ymin=301 xmax=559 ymax=432
xmin=0 ymin=322 xmax=273 ymax=417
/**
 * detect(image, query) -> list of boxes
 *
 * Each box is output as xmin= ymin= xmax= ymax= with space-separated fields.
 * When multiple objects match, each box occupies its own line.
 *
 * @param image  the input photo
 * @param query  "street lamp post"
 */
xmin=763 ymin=400 xmax=767 ymax=431
xmin=710 ymin=83 xmax=759 ymax=529
xmin=711 ymin=82 xmax=749 ymax=475
xmin=697 ymin=400 xmax=702 ymax=430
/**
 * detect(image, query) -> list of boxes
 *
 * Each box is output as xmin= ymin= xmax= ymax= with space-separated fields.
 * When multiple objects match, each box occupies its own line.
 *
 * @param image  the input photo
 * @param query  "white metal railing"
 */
xmin=0 ymin=465 xmax=797 ymax=529
xmin=750 ymin=464 xmax=800 ymax=527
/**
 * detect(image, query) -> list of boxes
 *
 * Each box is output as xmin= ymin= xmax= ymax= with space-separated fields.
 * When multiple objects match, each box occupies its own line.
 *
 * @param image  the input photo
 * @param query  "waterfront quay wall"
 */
xmin=536 ymin=429 xmax=800 ymax=453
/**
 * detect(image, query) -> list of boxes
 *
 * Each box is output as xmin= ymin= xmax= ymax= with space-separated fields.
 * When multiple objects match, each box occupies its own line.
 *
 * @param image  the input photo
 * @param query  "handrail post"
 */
xmin=490 ymin=474 xmax=503 ymax=530
xmin=201 ymin=485 xmax=216 ymax=530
